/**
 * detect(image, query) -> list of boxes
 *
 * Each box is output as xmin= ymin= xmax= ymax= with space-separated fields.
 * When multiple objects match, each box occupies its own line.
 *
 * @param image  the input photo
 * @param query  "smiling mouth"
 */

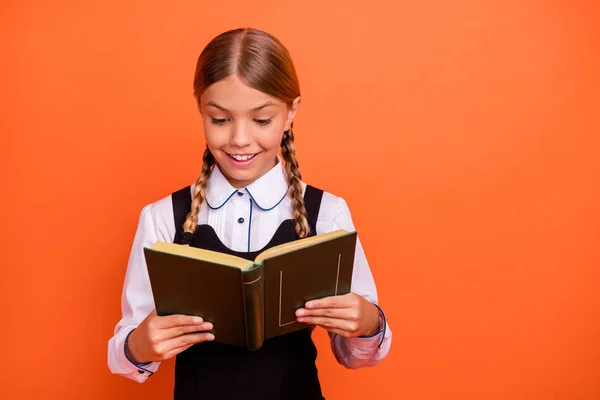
xmin=226 ymin=152 xmax=259 ymax=161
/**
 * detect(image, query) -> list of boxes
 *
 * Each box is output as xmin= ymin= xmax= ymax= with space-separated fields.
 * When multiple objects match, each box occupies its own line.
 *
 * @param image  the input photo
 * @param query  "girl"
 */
xmin=108 ymin=27 xmax=392 ymax=399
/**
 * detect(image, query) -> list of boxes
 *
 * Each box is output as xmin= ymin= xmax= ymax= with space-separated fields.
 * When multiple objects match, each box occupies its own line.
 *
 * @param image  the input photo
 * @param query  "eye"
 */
xmin=211 ymin=118 xmax=229 ymax=125
xmin=254 ymin=118 xmax=272 ymax=126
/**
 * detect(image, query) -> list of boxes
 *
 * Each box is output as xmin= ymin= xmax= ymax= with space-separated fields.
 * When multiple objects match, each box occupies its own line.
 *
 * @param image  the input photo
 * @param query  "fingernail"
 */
xmin=205 ymin=323 xmax=213 ymax=330
xmin=193 ymin=316 xmax=203 ymax=323
xmin=208 ymin=334 xmax=215 ymax=340
xmin=297 ymin=318 xmax=305 ymax=322
xmin=296 ymin=309 xmax=304 ymax=317
xmin=306 ymin=302 xmax=313 ymax=309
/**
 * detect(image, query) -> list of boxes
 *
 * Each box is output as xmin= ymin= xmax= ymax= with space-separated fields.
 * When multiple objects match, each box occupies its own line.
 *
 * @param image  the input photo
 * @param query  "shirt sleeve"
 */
xmin=327 ymin=197 xmax=393 ymax=369
xmin=107 ymin=204 xmax=166 ymax=382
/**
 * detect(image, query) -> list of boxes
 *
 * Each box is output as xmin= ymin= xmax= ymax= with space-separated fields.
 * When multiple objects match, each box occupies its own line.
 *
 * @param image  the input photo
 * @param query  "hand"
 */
xmin=126 ymin=309 xmax=215 ymax=364
xmin=295 ymin=293 xmax=381 ymax=338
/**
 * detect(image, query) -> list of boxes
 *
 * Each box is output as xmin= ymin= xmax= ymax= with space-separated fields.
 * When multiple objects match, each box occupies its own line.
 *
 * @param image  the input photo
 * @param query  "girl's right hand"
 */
xmin=126 ymin=309 xmax=215 ymax=364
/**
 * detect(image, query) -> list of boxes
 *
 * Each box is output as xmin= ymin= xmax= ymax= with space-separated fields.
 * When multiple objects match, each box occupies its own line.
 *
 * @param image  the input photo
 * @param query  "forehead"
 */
xmin=201 ymin=75 xmax=285 ymax=112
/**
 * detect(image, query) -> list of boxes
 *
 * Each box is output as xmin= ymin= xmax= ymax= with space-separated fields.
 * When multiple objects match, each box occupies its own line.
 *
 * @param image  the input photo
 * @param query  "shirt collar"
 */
xmin=204 ymin=155 xmax=289 ymax=210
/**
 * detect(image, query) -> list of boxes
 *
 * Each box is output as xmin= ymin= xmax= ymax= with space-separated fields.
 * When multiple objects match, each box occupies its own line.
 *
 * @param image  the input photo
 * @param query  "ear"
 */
xmin=284 ymin=96 xmax=301 ymax=131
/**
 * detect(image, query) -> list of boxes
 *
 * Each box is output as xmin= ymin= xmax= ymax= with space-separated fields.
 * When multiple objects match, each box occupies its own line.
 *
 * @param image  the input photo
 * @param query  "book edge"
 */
xmin=254 ymin=230 xmax=356 ymax=264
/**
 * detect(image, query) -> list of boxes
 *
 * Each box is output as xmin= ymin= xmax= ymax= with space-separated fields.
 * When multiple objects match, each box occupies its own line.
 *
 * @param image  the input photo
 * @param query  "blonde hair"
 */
xmin=183 ymin=28 xmax=309 ymax=239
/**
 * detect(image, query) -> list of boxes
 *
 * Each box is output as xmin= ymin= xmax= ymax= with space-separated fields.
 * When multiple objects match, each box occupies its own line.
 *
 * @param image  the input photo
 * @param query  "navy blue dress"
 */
xmin=171 ymin=185 xmax=326 ymax=400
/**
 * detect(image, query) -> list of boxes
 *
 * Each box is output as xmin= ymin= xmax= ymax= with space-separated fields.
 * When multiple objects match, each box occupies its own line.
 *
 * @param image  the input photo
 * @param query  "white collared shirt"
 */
xmin=107 ymin=158 xmax=392 ymax=382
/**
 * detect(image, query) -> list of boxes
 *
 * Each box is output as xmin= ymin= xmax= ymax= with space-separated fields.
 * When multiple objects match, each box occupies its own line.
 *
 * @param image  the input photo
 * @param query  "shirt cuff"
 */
xmin=123 ymin=329 xmax=156 ymax=378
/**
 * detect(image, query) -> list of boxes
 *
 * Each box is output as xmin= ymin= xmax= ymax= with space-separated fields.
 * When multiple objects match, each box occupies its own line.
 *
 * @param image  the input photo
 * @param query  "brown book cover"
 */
xmin=143 ymin=230 xmax=357 ymax=351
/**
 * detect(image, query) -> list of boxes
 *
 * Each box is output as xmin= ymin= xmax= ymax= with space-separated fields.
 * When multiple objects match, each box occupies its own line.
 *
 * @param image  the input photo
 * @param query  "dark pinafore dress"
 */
xmin=170 ymin=184 xmax=326 ymax=400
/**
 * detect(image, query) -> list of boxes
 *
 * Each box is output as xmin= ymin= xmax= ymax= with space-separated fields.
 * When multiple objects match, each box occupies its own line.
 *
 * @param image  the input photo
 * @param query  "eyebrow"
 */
xmin=205 ymin=101 xmax=277 ymax=112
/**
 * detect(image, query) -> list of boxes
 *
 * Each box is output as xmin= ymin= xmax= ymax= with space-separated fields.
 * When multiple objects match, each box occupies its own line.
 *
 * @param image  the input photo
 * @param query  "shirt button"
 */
xmin=238 ymin=217 xmax=245 ymax=224
xmin=237 ymin=191 xmax=243 ymax=196
xmin=138 ymin=370 xmax=145 ymax=374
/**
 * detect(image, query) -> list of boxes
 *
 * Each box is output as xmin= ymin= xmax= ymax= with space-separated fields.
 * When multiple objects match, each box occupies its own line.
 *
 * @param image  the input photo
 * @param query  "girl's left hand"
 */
xmin=295 ymin=293 xmax=381 ymax=338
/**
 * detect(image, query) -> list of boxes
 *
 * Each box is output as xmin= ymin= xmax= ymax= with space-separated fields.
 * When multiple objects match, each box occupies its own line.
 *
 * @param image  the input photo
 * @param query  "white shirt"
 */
xmin=107 ymin=158 xmax=392 ymax=383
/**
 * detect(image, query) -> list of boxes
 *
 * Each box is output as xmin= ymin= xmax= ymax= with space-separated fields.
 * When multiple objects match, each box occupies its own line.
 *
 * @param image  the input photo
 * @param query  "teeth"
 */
xmin=231 ymin=154 xmax=254 ymax=161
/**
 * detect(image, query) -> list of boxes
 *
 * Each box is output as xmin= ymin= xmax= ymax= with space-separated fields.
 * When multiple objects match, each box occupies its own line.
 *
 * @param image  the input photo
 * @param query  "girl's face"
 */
xmin=198 ymin=75 xmax=300 ymax=188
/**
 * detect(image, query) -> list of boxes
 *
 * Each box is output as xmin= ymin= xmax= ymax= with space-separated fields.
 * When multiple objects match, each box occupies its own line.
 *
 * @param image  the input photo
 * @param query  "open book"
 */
xmin=143 ymin=229 xmax=357 ymax=351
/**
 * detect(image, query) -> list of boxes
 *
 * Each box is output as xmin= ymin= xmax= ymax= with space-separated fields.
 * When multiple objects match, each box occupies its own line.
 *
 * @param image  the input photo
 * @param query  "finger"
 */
xmin=305 ymin=294 xmax=353 ymax=310
xmin=163 ymin=342 xmax=195 ymax=360
xmin=167 ymin=331 xmax=215 ymax=350
xmin=296 ymin=307 xmax=357 ymax=320
xmin=155 ymin=332 xmax=215 ymax=360
xmin=297 ymin=316 xmax=356 ymax=332
xmin=161 ymin=322 xmax=214 ymax=341
xmin=156 ymin=314 xmax=204 ymax=329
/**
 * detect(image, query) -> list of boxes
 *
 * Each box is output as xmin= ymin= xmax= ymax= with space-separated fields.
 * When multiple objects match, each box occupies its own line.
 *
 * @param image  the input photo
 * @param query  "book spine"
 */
xmin=242 ymin=265 xmax=265 ymax=351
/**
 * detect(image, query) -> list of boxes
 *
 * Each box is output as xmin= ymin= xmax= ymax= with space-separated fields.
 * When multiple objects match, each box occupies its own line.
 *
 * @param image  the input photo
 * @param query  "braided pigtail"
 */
xmin=181 ymin=147 xmax=215 ymax=244
xmin=280 ymin=124 xmax=309 ymax=238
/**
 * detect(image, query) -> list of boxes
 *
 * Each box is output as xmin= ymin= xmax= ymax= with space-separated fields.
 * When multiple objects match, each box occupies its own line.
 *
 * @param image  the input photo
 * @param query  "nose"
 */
xmin=230 ymin=121 xmax=251 ymax=147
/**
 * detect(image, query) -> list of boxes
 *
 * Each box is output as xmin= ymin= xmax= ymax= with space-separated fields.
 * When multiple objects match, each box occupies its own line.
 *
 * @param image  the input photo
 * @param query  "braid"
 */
xmin=183 ymin=147 xmax=215 ymax=238
xmin=281 ymin=124 xmax=309 ymax=238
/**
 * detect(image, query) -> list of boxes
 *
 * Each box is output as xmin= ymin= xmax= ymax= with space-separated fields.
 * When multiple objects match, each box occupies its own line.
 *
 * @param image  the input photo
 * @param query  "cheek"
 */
xmin=256 ymin=127 xmax=284 ymax=151
xmin=257 ymin=119 xmax=286 ymax=150
xmin=203 ymin=125 xmax=225 ymax=148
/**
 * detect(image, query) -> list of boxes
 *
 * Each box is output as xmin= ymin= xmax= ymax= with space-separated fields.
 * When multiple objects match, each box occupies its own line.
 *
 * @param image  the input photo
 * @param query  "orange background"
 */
xmin=1 ymin=1 xmax=599 ymax=399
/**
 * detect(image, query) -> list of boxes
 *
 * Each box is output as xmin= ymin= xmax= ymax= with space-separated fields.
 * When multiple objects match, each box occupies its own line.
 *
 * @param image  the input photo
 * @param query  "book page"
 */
xmin=151 ymin=241 xmax=254 ymax=270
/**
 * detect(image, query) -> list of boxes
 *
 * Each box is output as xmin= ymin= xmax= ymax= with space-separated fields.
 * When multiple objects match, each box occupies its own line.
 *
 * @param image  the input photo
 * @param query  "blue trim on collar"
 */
xmin=247 ymin=198 xmax=253 ymax=252
xmin=205 ymin=190 xmax=239 ymax=210
xmin=245 ymin=187 xmax=287 ymax=211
